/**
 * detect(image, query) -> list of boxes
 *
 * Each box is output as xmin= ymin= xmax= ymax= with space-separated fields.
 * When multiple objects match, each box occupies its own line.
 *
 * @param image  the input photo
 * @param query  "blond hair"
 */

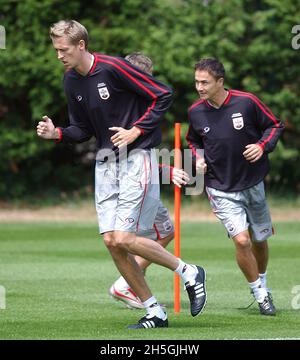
xmin=50 ymin=20 xmax=89 ymax=49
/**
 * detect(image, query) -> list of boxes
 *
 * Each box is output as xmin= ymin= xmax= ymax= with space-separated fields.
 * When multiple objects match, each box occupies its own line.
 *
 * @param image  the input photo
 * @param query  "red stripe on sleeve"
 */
xmin=97 ymin=57 xmax=157 ymax=99
xmin=259 ymin=127 xmax=276 ymax=149
xmin=133 ymin=99 xmax=157 ymax=126
xmin=185 ymin=127 xmax=202 ymax=159
xmin=100 ymin=55 xmax=168 ymax=94
xmin=231 ymin=90 xmax=282 ymax=149
xmin=188 ymin=99 xmax=204 ymax=112
xmin=231 ymin=90 xmax=280 ymax=127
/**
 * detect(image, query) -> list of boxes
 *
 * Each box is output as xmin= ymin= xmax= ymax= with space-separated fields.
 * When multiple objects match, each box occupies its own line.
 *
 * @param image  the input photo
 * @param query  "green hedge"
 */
xmin=0 ymin=0 xmax=299 ymax=199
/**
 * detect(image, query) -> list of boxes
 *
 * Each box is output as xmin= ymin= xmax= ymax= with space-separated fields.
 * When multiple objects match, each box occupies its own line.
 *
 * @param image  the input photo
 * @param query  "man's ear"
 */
xmin=78 ymin=39 xmax=86 ymax=51
xmin=217 ymin=77 xmax=224 ymax=87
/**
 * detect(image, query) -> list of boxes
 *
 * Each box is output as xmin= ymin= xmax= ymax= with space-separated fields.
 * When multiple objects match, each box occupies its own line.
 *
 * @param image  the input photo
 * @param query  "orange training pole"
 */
xmin=174 ymin=122 xmax=181 ymax=313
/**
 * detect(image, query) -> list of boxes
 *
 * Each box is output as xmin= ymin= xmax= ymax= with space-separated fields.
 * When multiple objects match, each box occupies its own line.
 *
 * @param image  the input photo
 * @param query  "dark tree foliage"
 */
xmin=0 ymin=0 xmax=299 ymax=200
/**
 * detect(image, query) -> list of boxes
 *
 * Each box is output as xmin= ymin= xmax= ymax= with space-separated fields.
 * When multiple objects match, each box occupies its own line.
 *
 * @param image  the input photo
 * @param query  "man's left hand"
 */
xmin=109 ymin=126 xmax=142 ymax=148
xmin=243 ymin=144 xmax=264 ymax=163
xmin=172 ymin=167 xmax=190 ymax=188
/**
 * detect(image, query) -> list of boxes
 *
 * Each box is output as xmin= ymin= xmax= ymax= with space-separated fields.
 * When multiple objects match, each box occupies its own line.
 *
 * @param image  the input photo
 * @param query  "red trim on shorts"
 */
xmin=153 ymin=223 xmax=161 ymax=240
xmin=136 ymin=154 xmax=148 ymax=232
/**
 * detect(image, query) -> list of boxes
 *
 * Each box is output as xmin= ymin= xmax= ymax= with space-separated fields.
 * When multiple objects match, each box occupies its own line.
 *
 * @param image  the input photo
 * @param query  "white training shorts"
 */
xmin=95 ymin=149 xmax=160 ymax=234
xmin=137 ymin=200 xmax=174 ymax=240
xmin=206 ymin=181 xmax=273 ymax=242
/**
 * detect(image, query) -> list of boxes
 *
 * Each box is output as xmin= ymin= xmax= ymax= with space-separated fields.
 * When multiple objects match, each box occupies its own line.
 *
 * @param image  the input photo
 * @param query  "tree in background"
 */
xmin=0 ymin=0 xmax=299 ymax=200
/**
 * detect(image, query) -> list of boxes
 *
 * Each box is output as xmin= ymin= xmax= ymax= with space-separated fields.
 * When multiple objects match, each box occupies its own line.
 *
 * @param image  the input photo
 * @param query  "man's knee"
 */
xmin=103 ymin=231 xmax=135 ymax=251
xmin=233 ymin=232 xmax=251 ymax=250
xmin=115 ymin=232 xmax=136 ymax=250
xmin=103 ymin=232 xmax=118 ymax=250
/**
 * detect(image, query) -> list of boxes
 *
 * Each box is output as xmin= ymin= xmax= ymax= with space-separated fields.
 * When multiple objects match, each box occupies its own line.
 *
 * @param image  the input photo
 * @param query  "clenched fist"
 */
xmin=37 ymin=116 xmax=58 ymax=140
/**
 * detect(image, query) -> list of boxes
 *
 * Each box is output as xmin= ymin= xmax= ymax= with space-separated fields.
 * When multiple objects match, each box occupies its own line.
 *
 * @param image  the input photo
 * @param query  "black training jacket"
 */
xmin=186 ymin=89 xmax=285 ymax=192
xmin=57 ymin=53 xmax=173 ymax=158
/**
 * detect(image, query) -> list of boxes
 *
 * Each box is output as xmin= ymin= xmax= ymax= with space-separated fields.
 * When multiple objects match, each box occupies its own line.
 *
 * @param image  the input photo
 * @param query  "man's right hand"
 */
xmin=196 ymin=158 xmax=207 ymax=174
xmin=37 ymin=116 xmax=58 ymax=139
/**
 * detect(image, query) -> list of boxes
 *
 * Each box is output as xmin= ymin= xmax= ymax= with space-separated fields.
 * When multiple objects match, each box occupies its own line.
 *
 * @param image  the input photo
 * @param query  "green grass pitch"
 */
xmin=0 ymin=221 xmax=299 ymax=340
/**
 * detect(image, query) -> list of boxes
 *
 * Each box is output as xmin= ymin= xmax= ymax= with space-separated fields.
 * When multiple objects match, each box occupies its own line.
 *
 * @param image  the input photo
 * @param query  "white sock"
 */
xmin=113 ymin=276 xmax=129 ymax=289
xmin=249 ymin=278 xmax=268 ymax=303
xmin=143 ymin=296 xmax=166 ymax=319
xmin=259 ymin=272 xmax=267 ymax=289
xmin=175 ymin=259 xmax=197 ymax=284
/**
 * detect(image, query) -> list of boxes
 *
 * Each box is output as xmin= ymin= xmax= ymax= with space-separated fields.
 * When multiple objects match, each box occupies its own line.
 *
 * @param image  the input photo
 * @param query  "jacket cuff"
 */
xmin=135 ymin=126 xmax=145 ymax=136
xmin=257 ymin=142 xmax=265 ymax=151
xmin=55 ymin=127 xmax=63 ymax=143
xmin=169 ymin=166 xmax=174 ymax=181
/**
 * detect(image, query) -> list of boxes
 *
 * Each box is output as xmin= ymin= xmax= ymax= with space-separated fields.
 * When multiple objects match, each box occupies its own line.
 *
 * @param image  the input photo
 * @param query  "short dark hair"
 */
xmin=125 ymin=52 xmax=153 ymax=75
xmin=194 ymin=58 xmax=225 ymax=81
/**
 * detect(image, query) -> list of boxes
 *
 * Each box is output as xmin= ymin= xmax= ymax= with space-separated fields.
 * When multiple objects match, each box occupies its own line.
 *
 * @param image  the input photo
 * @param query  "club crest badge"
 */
xmin=163 ymin=220 xmax=172 ymax=232
xmin=231 ymin=113 xmax=244 ymax=130
xmin=97 ymin=83 xmax=110 ymax=100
